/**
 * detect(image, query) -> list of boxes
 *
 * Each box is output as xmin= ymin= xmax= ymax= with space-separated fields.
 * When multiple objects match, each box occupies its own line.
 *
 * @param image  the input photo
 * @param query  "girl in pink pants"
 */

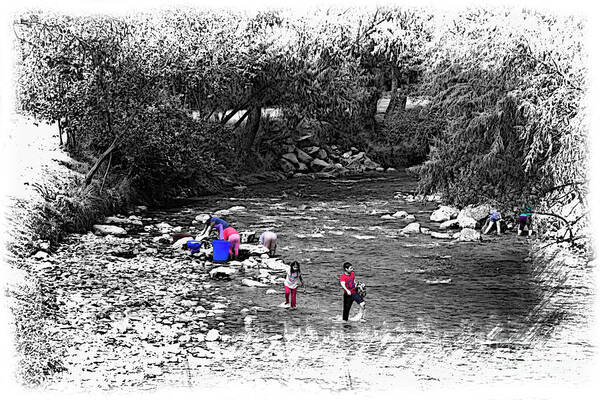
xmin=223 ymin=226 xmax=240 ymax=259
xmin=281 ymin=261 xmax=304 ymax=309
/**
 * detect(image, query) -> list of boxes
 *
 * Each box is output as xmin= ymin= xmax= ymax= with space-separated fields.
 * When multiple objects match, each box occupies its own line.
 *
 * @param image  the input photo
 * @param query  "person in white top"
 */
xmin=260 ymin=231 xmax=277 ymax=256
xmin=279 ymin=261 xmax=304 ymax=309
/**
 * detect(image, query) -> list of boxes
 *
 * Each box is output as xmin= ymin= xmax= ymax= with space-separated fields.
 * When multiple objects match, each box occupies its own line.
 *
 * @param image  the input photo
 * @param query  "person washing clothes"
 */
xmin=259 ymin=230 xmax=277 ymax=256
xmin=197 ymin=214 xmax=230 ymax=240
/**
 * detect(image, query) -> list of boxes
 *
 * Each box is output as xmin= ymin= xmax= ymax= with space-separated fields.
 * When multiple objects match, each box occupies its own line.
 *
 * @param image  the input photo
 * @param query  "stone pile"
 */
xmin=279 ymin=140 xmax=392 ymax=178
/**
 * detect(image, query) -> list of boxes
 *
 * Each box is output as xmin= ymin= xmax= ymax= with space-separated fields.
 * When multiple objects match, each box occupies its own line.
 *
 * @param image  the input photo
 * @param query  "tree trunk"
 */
xmin=84 ymin=137 xmax=119 ymax=187
xmin=386 ymin=66 xmax=399 ymax=116
xmin=238 ymin=105 xmax=262 ymax=161
xmin=58 ymin=118 xmax=63 ymax=146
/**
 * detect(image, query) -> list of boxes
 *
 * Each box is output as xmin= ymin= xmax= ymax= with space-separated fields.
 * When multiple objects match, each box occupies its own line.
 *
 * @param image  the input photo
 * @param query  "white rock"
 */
xmin=155 ymin=222 xmax=173 ymax=234
xmin=241 ymin=278 xmax=269 ymax=287
xmin=209 ymin=267 xmax=236 ymax=279
xmin=431 ymin=232 xmax=452 ymax=239
xmin=458 ymin=204 xmax=491 ymax=223
xmin=239 ymin=243 xmax=269 ymax=255
xmin=265 ymin=289 xmax=278 ymax=295
xmin=392 ymin=211 xmax=408 ymax=219
xmin=228 ymin=206 xmax=247 ymax=213
xmin=430 ymin=206 xmax=460 ymax=222
xmin=380 ymin=214 xmax=395 ymax=219
xmin=453 ymin=228 xmax=482 ymax=242
xmin=457 ymin=215 xmax=478 ymax=229
xmin=400 ymin=222 xmax=421 ymax=234
xmin=440 ymin=219 xmax=460 ymax=230
xmin=32 ymin=251 xmax=49 ymax=260
xmin=205 ymin=329 xmax=220 ymax=342
xmin=262 ymin=258 xmax=289 ymax=271
xmin=93 ymin=225 xmax=127 ymax=236
xmin=405 ymin=214 xmax=416 ymax=220
xmin=171 ymin=236 xmax=194 ymax=249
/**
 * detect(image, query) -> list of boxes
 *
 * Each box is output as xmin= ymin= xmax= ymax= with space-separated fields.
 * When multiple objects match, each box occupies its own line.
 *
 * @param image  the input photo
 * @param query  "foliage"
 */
xmin=370 ymin=106 xmax=443 ymax=167
xmin=412 ymin=8 xmax=587 ymax=244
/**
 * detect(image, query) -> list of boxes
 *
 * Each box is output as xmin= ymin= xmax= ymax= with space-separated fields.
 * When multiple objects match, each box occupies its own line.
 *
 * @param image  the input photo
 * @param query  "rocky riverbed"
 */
xmin=7 ymin=170 xmax=596 ymax=395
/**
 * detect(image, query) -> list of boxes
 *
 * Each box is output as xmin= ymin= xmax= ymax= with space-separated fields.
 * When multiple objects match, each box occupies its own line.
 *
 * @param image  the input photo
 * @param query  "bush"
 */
xmin=368 ymin=106 xmax=443 ymax=168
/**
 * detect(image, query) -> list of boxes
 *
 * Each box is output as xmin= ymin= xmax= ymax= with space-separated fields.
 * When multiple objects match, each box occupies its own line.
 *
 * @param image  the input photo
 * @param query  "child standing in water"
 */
xmin=280 ymin=261 xmax=303 ymax=309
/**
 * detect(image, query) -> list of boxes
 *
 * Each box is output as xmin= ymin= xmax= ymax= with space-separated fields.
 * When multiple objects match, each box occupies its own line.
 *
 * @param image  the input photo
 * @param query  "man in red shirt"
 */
xmin=340 ymin=262 xmax=366 ymax=321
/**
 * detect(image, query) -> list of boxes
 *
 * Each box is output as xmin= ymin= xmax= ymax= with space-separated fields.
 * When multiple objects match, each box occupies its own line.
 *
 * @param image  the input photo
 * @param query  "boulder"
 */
xmin=155 ymin=222 xmax=173 ymax=234
xmin=392 ymin=211 xmax=408 ymax=219
xmin=400 ymin=222 xmax=421 ymax=234
xmin=134 ymin=205 xmax=148 ymax=213
xmin=363 ymin=158 xmax=380 ymax=170
xmin=240 ymin=243 xmax=269 ymax=255
xmin=104 ymin=216 xmax=143 ymax=226
xmin=304 ymin=146 xmax=320 ymax=156
xmin=380 ymin=214 xmax=395 ymax=220
xmin=387 ymin=167 xmax=397 ymax=172
xmin=32 ymin=251 xmax=49 ymax=260
xmin=93 ymin=225 xmax=127 ymax=237
xmin=430 ymin=206 xmax=460 ymax=222
xmin=280 ymin=158 xmax=296 ymax=174
xmin=282 ymin=152 xmax=300 ymax=166
xmin=440 ymin=219 xmax=460 ymax=230
xmin=296 ymin=148 xmax=313 ymax=164
xmin=342 ymin=151 xmax=353 ymax=158
xmin=310 ymin=158 xmax=330 ymax=171
xmin=316 ymin=148 xmax=328 ymax=160
xmin=262 ymin=258 xmax=289 ymax=271
xmin=376 ymin=167 xmax=385 ymax=172
xmin=457 ymin=215 xmax=477 ymax=229
xmin=205 ymin=329 xmax=220 ymax=342
xmin=431 ymin=232 xmax=452 ymax=240
xmin=453 ymin=228 xmax=482 ymax=242
xmin=297 ymin=162 xmax=309 ymax=172
xmin=241 ymin=278 xmax=269 ymax=287
xmin=458 ymin=204 xmax=491 ymax=225
xmin=209 ymin=267 xmax=236 ymax=279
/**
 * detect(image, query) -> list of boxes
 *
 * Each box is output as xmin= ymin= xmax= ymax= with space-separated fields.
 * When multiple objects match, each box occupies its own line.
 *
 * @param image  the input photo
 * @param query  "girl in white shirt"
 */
xmin=281 ymin=261 xmax=304 ymax=309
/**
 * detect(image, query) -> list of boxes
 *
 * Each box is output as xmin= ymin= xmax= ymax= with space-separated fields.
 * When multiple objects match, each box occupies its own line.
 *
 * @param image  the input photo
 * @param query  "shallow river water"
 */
xmin=42 ymin=171 xmax=595 ymax=395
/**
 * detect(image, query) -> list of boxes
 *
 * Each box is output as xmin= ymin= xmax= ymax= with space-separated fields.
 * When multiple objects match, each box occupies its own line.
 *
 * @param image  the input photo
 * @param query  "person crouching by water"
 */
xmin=260 ymin=231 xmax=277 ymax=256
xmin=482 ymin=209 xmax=502 ymax=235
xmin=222 ymin=226 xmax=241 ymax=260
xmin=280 ymin=261 xmax=304 ymax=309
xmin=340 ymin=262 xmax=366 ymax=322
xmin=517 ymin=206 xmax=533 ymax=237
xmin=197 ymin=214 xmax=229 ymax=240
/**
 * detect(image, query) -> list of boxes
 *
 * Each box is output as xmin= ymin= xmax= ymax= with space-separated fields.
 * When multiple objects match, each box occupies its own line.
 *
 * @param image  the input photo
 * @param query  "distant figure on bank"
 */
xmin=197 ymin=214 xmax=230 ymax=240
xmin=340 ymin=262 xmax=366 ymax=322
xmin=482 ymin=209 xmax=502 ymax=235
xmin=260 ymin=231 xmax=277 ymax=256
xmin=517 ymin=206 xmax=533 ymax=236
xmin=222 ymin=225 xmax=241 ymax=260
xmin=279 ymin=261 xmax=304 ymax=309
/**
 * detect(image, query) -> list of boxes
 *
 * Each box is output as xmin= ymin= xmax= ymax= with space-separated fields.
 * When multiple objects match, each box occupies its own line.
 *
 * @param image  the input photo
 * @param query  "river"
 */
xmin=38 ymin=170 xmax=594 ymax=394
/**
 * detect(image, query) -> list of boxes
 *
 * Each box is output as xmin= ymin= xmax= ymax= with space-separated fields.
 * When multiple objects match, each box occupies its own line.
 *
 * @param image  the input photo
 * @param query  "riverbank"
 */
xmin=2 ymin=116 xmax=595 ymax=395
